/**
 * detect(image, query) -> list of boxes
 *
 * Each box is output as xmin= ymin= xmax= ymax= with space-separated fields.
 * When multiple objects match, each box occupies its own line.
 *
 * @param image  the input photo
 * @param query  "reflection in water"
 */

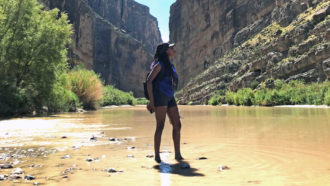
xmin=161 ymin=173 xmax=171 ymax=186
xmin=155 ymin=160 xmax=205 ymax=186
xmin=159 ymin=162 xmax=173 ymax=173
xmin=159 ymin=163 xmax=172 ymax=186
xmin=154 ymin=161 xmax=205 ymax=177
xmin=0 ymin=106 xmax=329 ymax=185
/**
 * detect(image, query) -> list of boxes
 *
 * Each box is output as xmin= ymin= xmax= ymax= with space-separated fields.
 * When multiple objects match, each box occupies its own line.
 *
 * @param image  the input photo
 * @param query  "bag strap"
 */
xmin=153 ymin=61 xmax=167 ymax=84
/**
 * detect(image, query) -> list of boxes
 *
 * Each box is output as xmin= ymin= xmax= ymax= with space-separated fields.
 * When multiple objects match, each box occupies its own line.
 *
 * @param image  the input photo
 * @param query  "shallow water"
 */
xmin=0 ymin=106 xmax=330 ymax=185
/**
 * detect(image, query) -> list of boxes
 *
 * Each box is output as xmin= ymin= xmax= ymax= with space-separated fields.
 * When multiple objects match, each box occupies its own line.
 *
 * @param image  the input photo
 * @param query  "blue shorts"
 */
xmin=153 ymin=89 xmax=177 ymax=108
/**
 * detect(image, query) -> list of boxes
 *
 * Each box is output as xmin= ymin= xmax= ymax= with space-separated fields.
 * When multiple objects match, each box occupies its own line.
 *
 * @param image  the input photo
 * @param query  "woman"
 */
xmin=146 ymin=43 xmax=183 ymax=163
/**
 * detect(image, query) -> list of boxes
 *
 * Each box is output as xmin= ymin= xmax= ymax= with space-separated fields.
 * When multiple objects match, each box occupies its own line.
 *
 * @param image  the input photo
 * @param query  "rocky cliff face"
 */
xmin=171 ymin=0 xmax=330 ymax=104
xmin=87 ymin=0 xmax=162 ymax=53
xmin=170 ymin=0 xmax=278 ymax=88
xmin=41 ymin=0 xmax=162 ymax=96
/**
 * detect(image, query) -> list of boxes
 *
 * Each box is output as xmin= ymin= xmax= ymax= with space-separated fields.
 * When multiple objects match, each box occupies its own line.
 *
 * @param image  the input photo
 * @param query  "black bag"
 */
xmin=143 ymin=72 xmax=152 ymax=100
xmin=143 ymin=62 xmax=167 ymax=100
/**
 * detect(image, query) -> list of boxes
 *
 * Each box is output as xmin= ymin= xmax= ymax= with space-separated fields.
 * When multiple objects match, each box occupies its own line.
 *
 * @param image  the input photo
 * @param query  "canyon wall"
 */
xmin=170 ymin=0 xmax=330 ymax=104
xmin=41 ymin=0 xmax=163 ymax=96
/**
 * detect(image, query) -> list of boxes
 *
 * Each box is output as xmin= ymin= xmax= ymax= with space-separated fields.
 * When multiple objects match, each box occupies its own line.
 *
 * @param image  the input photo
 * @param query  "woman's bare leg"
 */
xmin=154 ymin=106 xmax=167 ymax=163
xmin=167 ymin=106 xmax=183 ymax=160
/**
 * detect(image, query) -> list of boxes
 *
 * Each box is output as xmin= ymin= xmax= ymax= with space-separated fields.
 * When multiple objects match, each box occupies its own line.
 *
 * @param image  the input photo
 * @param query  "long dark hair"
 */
xmin=153 ymin=43 xmax=171 ymax=71
xmin=158 ymin=51 xmax=171 ymax=72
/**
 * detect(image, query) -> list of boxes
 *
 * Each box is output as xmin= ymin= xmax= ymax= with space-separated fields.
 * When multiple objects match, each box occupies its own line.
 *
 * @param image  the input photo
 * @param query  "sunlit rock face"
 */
xmin=170 ymin=0 xmax=277 ymax=88
xmin=170 ymin=0 xmax=330 ymax=104
xmin=40 ymin=0 xmax=162 ymax=97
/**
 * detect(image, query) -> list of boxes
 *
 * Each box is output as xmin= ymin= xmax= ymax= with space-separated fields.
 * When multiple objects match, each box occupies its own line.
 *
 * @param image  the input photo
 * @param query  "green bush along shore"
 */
xmin=103 ymin=86 xmax=149 ymax=106
xmin=103 ymin=86 xmax=136 ymax=106
xmin=209 ymin=80 xmax=330 ymax=106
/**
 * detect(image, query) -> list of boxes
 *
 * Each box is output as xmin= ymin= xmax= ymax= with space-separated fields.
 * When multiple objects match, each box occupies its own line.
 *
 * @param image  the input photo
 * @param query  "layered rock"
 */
xmin=41 ymin=0 xmax=162 ymax=96
xmin=174 ymin=0 xmax=330 ymax=104
xmin=170 ymin=0 xmax=278 ymax=88
xmin=87 ymin=0 xmax=162 ymax=53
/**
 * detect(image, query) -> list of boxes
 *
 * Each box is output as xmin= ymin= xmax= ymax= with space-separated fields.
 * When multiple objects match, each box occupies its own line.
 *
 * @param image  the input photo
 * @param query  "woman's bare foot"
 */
xmin=175 ymin=154 xmax=184 ymax=161
xmin=155 ymin=155 xmax=161 ymax=163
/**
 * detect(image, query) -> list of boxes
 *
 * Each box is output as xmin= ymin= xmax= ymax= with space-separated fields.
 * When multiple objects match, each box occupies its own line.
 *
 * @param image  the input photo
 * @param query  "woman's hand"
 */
xmin=147 ymin=101 xmax=155 ymax=114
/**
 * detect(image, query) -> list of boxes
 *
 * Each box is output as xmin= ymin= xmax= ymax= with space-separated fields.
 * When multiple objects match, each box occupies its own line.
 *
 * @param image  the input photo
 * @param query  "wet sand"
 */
xmin=1 ymin=106 xmax=330 ymax=185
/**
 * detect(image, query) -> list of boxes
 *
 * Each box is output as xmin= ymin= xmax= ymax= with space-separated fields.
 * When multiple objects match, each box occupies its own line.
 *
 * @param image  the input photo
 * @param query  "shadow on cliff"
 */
xmin=153 ymin=160 xmax=205 ymax=177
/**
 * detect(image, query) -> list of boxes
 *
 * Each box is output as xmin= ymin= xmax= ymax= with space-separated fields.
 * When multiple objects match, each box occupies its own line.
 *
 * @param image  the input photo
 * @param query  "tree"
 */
xmin=0 ymin=0 xmax=73 ymax=115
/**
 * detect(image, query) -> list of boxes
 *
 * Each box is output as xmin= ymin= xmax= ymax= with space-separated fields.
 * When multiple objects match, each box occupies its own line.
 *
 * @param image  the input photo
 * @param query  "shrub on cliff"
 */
xmin=0 ymin=0 xmax=73 ymax=116
xmin=69 ymin=69 xmax=103 ymax=110
xmin=103 ymin=86 xmax=136 ymax=106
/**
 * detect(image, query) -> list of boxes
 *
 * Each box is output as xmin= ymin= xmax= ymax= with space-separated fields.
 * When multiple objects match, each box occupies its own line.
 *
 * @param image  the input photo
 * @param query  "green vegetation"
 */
xmin=46 ymin=73 xmax=80 ymax=113
xmin=242 ymin=0 xmax=330 ymax=49
xmin=324 ymin=89 xmax=330 ymax=106
xmin=0 ymin=0 xmax=73 ymax=115
xmin=224 ymin=88 xmax=255 ymax=106
xmin=187 ymin=1 xmax=330 ymax=105
xmin=235 ymin=88 xmax=255 ymax=106
xmin=66 ymin=68 xmax=140 ymax=109
xmin=136 ymin=98 xmax=149 ymax=105
xmin=242 ymin=22 xmax=282 ymax=48
xmin=0 ymin=0 xmax=143 ymax=116
xmin=69 ymin=69 xmax=103 ymax=110
xmin=250 ymin=80 xmax=260 ymax=90
xmin=208 ymin=95 xmax=223 ymax=106
xmin=294 ymin=1 xmax=330 ymax=27
xmin=209 ymin=80 xmax=330 ymax=106
xmin=208 ymin=90 xmax=225 ymax=106
xmin=102 ymin=86 xmax=136 ymax=106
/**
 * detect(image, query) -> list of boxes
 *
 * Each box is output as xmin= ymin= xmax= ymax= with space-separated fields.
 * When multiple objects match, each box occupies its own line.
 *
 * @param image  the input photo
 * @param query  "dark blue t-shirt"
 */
xmin=154 ymin=61 xmax=178 ymax=98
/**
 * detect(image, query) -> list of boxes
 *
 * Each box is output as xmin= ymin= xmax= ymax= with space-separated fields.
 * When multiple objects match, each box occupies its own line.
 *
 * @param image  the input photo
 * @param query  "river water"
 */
xmin=0 ymin=106 xmax=329 ymax=185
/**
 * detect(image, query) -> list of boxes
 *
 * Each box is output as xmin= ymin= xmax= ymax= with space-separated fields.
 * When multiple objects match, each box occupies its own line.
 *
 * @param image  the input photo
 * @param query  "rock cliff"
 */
xmin=170 ymin=0 xmax=278 ymax=88
xmin=170 ymin=0 xmax=330 ymax=104
xmin=87 ymin=0 xmax=162 ymax=53
xmin=41 ymin=0 xmax=162 ymax=96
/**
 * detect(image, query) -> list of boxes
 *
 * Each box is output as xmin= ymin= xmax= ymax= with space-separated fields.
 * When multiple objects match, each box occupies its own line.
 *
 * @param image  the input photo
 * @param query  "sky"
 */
xmin=135 ymin=0 xmax=177 ymax=42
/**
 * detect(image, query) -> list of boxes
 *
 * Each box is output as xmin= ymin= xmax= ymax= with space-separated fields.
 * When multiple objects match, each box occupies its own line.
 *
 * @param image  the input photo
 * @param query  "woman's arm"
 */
xmin=146 ymin=63 xmax=161 ymax=112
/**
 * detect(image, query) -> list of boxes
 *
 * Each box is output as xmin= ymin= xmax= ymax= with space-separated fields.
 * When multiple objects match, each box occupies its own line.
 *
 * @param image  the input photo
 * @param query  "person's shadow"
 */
xmin=153 ymin=160 xmax=205 ymax=177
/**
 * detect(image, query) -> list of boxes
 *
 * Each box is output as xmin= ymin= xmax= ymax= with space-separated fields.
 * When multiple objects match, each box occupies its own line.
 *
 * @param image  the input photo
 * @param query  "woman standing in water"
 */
xmin=146 ymin=43 xmax=183 ymax=163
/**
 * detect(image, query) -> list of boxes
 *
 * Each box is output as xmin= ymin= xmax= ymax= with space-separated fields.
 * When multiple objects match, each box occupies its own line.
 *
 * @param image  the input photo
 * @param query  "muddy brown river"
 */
xmin=1 ymin=106 xmax=330 ymax=185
